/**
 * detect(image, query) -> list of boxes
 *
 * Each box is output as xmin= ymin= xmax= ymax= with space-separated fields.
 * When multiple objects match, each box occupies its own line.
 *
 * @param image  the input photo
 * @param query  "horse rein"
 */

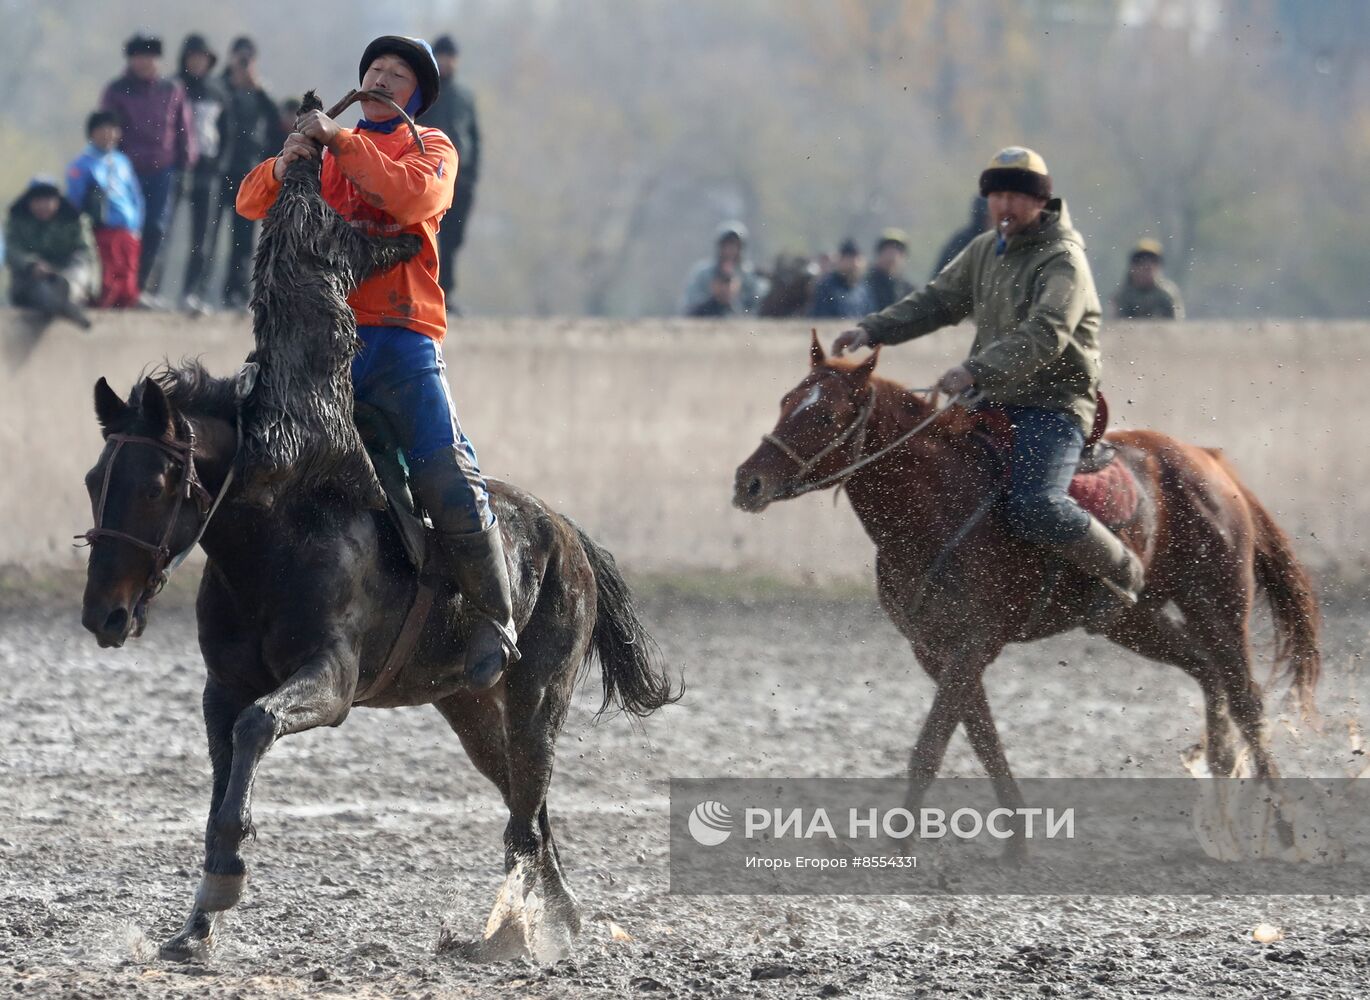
xmin=765 ymin=387 xmax=981 ymax=499
xmin=79 ymin=418 xmax=242 ymax=602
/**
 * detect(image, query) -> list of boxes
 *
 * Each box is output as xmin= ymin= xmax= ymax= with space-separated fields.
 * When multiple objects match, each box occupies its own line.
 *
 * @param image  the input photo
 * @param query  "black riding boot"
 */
xmin=408 ymin=459 xmax=520 ymax=688
xmin=432 ymin=521 xmax=520 ymax=688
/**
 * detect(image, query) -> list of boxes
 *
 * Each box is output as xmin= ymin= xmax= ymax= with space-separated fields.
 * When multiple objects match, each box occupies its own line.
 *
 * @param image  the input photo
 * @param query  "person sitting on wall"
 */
xmin=4 ymin=177 xmax=94 ymax=329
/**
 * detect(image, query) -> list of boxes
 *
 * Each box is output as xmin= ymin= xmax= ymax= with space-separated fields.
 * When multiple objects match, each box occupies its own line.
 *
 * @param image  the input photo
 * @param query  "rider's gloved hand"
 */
xmin=831 ymin=328 xmax=870 ymax=356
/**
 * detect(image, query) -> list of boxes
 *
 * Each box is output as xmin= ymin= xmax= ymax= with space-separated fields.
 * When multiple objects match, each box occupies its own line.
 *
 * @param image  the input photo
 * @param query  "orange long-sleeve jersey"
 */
xmin=236 ymin=125 xmax=458 ymax=340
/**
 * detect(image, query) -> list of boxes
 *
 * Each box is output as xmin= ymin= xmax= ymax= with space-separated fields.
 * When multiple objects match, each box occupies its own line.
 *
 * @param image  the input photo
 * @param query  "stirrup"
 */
xmin=489 ymin=617 xmax=522 ymax=663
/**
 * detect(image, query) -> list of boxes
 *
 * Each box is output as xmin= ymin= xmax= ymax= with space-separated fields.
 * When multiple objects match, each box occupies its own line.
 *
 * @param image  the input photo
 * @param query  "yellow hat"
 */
xmin=1131 ymin=238 xmax=1164 ymax=261
xmin=979 ymin=146 xmax=1052 ymax=200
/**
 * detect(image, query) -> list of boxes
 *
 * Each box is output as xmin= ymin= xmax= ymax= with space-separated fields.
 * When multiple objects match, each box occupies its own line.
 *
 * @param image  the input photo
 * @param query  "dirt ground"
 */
xmin=3 ymin=585 xmax=1369 ymax=999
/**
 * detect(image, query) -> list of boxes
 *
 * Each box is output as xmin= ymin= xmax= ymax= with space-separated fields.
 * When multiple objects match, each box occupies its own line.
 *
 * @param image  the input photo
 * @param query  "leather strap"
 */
xmin=355 ymin=580 xmax=435 ymax=704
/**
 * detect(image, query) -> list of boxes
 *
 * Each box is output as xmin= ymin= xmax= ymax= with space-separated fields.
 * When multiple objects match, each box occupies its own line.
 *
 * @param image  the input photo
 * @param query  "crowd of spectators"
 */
xmin=2 ymin=29 xmax=483 ymax=329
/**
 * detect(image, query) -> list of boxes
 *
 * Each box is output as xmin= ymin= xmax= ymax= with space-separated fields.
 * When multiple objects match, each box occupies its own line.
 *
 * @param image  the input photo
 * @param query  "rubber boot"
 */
xmin=432 ymin=521 xmax=520 ymax=689
xmin=1056 ymin=515 xmax=1145 ymax=631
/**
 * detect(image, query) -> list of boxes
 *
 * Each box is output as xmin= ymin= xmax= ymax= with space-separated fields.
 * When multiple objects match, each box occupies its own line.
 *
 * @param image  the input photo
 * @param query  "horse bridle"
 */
xmin=79 ymin=419 xmax=241 ymax=602
xmin=763 ymin=386 xmax=978 ymax=499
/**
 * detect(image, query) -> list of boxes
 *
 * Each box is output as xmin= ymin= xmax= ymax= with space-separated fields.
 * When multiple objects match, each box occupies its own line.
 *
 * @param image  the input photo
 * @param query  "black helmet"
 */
xmin=358 ymin=35 xmax=440 ymax=117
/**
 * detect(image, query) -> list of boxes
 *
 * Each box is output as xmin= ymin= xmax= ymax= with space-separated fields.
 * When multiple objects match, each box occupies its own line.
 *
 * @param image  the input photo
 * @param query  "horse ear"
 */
xmin=809 ymin=328 xmax=826 ymax=368
xmin=852 ymin=346 xmax=881 ymax=383
xmin=138 ymin=377 xmax=174 ymax=437
xmin=93 ymin=377 xmax=130 ymax=434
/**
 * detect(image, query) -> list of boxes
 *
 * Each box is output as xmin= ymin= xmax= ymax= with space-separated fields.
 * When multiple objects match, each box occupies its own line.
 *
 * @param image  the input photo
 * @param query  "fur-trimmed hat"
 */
xmin=979 ymin=146 xmax=1052 ymax=200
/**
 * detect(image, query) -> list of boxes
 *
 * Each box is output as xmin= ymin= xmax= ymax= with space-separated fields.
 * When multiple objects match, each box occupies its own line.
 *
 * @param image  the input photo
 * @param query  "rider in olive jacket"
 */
xmin=834 ymin=147 xmax=1143 ymax=624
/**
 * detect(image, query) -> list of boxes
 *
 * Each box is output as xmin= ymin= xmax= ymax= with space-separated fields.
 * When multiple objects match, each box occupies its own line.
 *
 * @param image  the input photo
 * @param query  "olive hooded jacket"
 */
xmin=858 ymin=198 xmax=1102 ymax=433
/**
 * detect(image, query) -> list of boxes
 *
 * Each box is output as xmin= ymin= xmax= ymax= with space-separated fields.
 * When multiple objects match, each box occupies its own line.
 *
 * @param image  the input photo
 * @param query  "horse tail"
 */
xmin=572 ymin=523 xmax=682 ymax=718
xmin=1222 ymin=461 xmax=1322 ymax=718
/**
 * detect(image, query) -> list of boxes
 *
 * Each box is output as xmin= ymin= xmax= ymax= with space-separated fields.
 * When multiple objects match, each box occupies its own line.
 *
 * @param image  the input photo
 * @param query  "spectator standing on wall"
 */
xmin=67 ymin=111 xmax=145 ymax=309
xmin=810 ymin=238 xmax=872 ymax=318
xmin=178 ymin=33 xmax=227 ymax=316
xmin=419 ymin=35 xmax=481 ymax=314
xmin=864 ymin=228 xmax=914 ymax=311
xmin=680 ymin=221 xmax=767 ymax=315
xmin=217 ymin=36 xmax=278 ymax=308
xmin=930 ymin=195 xmax=989 ymax=277
xmin=100 ymin=33 xmax=196 ymax=304
xmin=1112 ymin=239 xmax=1184 ymax=319
xmin=4 ymin=178 xmax=94 ymax=328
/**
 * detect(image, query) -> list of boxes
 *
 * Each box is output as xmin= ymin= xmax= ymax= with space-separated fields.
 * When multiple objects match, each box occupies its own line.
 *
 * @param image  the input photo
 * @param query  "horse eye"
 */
xmin=145 ymin=484 xmax=163 ymax=501
xmin=817 ymin=412 xmax=834 ymax=426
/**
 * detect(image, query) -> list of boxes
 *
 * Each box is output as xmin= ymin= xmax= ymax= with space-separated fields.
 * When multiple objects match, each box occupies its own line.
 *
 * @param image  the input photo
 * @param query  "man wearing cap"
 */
xmin=811 ymin=238 xmax=873 ymax=318
xmin=177 ymin=33 xmax=227 ymax=315
xmin=680 ymin=221 xmax=768 ymax=315
xmin=1113 ymin=239 xmax=1184 ymax=320
xmin=419 ymin=35 xmax=481 ymax=313
xmin=864 ymin=229 xmax=914 ymax=311
xmin=833 ymin=146 xmax=1144 ymax=624
xmin=217 ymin=36 xmax=279 ymax=308
xmin=236 ymin=35 xmax=515 ymax=687
xmin=100 ymin=34 xmax=196 ymax=300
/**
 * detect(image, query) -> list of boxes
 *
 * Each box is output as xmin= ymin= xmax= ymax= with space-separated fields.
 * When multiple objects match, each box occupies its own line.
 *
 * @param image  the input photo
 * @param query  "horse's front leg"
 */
xmin=159 ymin=680 xmax=249 ymax=961
xmin=163 ymin=648 xmax=357 ymax=958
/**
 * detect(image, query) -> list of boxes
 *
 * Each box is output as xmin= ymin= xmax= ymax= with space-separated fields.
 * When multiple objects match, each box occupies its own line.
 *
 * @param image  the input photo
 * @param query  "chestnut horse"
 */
xmin=734 ymin=335 xmax=1320 ymax=852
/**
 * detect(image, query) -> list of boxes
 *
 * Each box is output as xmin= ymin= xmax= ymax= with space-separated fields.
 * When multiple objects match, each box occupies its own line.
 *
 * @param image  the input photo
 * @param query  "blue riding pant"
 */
xmin=999 ymin=405 xmax=1090 ymax=545
xmin=351 ymin=325 xmax=493 ymax=533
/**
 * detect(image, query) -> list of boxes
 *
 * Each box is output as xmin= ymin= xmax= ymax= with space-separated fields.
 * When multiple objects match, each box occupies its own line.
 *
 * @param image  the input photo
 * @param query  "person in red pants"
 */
xmin=67 ymin=111 xmax=145 ymax=308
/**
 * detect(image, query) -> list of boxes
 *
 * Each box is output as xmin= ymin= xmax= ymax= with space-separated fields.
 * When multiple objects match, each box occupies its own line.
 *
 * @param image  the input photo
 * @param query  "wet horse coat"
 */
xmin=79 ymin=90 xmax=677 ymax=962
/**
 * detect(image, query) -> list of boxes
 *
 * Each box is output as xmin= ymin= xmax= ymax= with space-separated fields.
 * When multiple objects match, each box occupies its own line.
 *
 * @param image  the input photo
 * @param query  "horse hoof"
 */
xmin=438 ymin=920 xmax=529 ymax=963
xmin=195 ymin=872 xmax=247 ymax=912
xmin=160 ymin=912 xmax=219 ymax=962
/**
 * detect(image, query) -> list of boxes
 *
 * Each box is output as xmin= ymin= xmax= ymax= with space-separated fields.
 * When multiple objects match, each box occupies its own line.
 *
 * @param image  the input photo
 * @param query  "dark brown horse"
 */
xmin=80 ymin=366 xmax=677 ymax=960
xmin=734 ymin=335 xmax=1320 ymax=852
xmin=79 ymin=89 xmax=677 ymax=961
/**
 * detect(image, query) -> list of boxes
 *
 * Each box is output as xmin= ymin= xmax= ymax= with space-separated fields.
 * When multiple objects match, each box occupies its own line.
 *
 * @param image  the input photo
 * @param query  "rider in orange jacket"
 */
xmin=236 ymin=36 xmax=517 ymax=688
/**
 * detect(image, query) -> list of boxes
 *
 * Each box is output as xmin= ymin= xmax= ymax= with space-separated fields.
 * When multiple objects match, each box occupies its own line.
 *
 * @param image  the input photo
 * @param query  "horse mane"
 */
xmin=140 ymin=361 xmax=239 ymax=424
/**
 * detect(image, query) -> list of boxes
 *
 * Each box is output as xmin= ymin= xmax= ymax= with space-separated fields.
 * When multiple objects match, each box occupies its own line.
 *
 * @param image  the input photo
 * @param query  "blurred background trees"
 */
xmin=3 ymin=0 xmax=1367 ymax=318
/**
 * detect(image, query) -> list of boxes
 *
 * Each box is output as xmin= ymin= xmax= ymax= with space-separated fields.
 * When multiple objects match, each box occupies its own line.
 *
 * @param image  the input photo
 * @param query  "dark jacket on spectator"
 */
xmin=179 ymin=66 xmax=227 ymax=175
xmin=5 ymin=185 xmax=94 ymax=281
xmin=931 ymin=195 xmax=989 ymax=278
xmin=810 ymin=271 xmax=872 ymax=318
xmin=865 ymin=269 xmax=914 ymax=312
xmin=219 ymin=74 xmax=278 ymax=178
xmin=100 ymin=73 xmax=197 ymax=175
xmin=420 ymin=78 xmax=481 ymax=188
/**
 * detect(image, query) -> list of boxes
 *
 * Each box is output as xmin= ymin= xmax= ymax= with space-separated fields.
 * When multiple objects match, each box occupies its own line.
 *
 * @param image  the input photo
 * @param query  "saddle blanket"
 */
xmin=1068 ymin=460 xmax=1141 ymax=528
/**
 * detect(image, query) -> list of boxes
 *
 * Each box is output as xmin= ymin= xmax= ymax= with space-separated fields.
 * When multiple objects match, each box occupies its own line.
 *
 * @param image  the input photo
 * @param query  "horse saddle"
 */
xmin=974 ymin=392 xmax=1141 ymax=530
xmin=354 ymin=402 xmax=429 ymax=570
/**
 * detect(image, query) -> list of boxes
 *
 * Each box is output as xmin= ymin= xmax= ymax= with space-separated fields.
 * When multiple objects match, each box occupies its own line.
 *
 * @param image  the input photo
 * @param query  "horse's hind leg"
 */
xmin=159 ymin=680 xmax=249 ymax=961
xmin=1105 ymin=603 xmax=1236 ymax=776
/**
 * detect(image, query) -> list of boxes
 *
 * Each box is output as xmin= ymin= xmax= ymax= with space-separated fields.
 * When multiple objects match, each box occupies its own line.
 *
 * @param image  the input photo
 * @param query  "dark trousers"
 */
xmin=136 ymin=167 xmax=180 ymax=291
xmin=437 ymin=182 xmax=475 ymax=298
xmin=182 ymin=167 xmax=222 ymax=299
xmin=218 ymin=169 xmax=257 ymax=304
xmin=1001 ymin=405 xmax=1090 ymax=545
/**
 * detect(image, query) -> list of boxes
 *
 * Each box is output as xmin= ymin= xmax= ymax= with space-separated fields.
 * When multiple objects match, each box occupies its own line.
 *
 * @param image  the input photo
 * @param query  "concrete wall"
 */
xmin=3 ymin=310 xmax=1365 ymax=582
